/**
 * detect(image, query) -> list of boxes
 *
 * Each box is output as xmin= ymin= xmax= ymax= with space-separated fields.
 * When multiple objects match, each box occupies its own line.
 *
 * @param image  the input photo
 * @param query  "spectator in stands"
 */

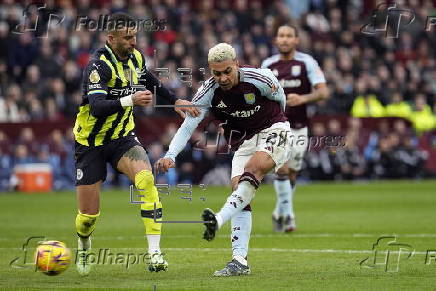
xmin=385 ymin=92 xmax=412 ymax=118
xmin=305 ymin=122 xmax=336 ymax=180
xmin=368 ymin=136 xmax=398 ymax=179
xmin=327 ymin=118 xmax=343 ymax=138
xmin=47 ymin=129 xmax=67 ymax=158
xmin=35 ymin=145 xmax=63 ymax=190
xmin=0 ymin=147 xmax=12 ymax=191
xmin=21 ymin=65 xmax=43 ymax=96
xmin=11 ymin=144 xmax=34 ymax=165
xmin=61 ymin=128 xmax=75 ymax=190
xmin=9 ymin=32 xmax=38 ymax=80
xmin=0 ymin=130 xmax=9 ymax=154
xmin=393 ymin=119 xmax=413 ymax=141
xmin=0 ymin=84 xmax=21 ymax=122
xmin=395 ymin=135 xmax=428 ymax=178
xmin=17 ymin=127 xmax=39 ymax=156
xmin=45 ymin=98 xmax=65 ymax=121
xmin=409 ymin=94 xmax=435 ymax=134
xmin=335 ymin=134 xmax=365 ymax=180
xmin=351 ymin=91 xmax=385 ymax=118
xmin=0 ymin=1 xmax=434 ymax=185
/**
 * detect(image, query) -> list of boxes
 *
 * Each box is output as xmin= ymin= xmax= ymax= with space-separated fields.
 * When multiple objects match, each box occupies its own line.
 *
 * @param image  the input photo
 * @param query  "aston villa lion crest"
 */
xmin=244 ymin=93 xmax=256 ymax=104
xmin=291 ymin=65 xmax=301 ymax=76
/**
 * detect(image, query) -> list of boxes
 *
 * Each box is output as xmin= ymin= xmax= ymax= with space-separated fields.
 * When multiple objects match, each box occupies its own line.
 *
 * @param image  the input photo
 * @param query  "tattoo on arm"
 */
xmin=122 ymin=146 xmax=150 ymax=163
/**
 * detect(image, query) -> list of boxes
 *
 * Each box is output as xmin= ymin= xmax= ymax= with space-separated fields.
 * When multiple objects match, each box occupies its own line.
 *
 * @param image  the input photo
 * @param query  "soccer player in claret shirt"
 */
xmin=155 ymin=43 xmax=293 ymax=276
xmin=261 ymin=23 xmax=329 ymax=232
xmin=73 ymin=13 xmax=199 ymax=275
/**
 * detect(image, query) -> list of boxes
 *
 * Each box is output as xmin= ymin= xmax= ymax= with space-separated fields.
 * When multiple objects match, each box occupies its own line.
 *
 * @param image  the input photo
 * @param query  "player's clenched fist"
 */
xmin=133 ymin=90 xmax=153 ymax=106
xmin=154 ymin=158 xmax=175 ymax=174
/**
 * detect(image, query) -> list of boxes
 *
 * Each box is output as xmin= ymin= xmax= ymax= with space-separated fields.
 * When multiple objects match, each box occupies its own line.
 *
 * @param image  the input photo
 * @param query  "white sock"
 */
xmin=216 ymin=181 xmax=255 ymax=228
xmin=233 ymin=255 xmax=248 ymax=266
xmin=273 ymin=179 xmax=284 ymax=217
xmin=231 ymin=210 xmax=252 ymax=260
xmin=284 ymin=183 xmax=295 ymax=218
xmin=286 ymin=185 xmax=297 ymax=217
xmin=78 ymin=237 xmax=91 ymax=250
xmin=147 ymin=234 xmax=161 ymax=253
xmin=274 ymin=178 xmax=293 ymax=217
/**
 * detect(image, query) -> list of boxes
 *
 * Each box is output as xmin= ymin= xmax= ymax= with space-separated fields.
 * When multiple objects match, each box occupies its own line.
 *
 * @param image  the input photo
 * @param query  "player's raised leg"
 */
xmin=75 ymin=182 xmax=101 ymax=276
xmin=208 ymin=152 xmax=275 ymax=276
xmin=117 ymin=145 xmax=167 ymax=272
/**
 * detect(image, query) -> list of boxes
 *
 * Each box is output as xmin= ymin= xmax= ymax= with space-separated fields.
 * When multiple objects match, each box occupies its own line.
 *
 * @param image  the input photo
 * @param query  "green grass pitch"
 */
xmin=1 ymin=180 xmax=436 ymax=290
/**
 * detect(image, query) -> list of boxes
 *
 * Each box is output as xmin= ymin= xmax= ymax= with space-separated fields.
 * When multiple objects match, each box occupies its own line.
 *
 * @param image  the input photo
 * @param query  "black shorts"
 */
xmin=74 ymin=133 xmax=145 ymax=185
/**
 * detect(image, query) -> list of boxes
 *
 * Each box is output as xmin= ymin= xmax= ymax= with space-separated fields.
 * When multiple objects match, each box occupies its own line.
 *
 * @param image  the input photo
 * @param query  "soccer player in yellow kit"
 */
xmin=73 ymin=13 xmax=199 ymax=275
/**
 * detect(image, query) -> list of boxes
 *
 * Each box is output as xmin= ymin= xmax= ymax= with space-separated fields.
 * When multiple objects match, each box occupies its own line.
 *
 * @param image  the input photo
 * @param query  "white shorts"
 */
xmin=231 ymin=122 xmax=293 ymax=178
xmin=287 ymin=127 xmax=308 ymax=171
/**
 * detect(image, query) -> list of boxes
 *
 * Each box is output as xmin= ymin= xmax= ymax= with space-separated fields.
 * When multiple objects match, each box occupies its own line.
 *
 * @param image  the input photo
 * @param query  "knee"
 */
xmin=243 ymin=164 xmax=263 ymax=180
xmin=238 ymin=171 xmax=260 ymax=189
xmin=276 ymin=166 xmax=289 ymax=176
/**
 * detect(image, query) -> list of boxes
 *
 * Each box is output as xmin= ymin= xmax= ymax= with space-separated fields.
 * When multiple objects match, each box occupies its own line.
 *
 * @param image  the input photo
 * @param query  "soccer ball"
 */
xmin=35 ymin=240 xmax=71 ymax=276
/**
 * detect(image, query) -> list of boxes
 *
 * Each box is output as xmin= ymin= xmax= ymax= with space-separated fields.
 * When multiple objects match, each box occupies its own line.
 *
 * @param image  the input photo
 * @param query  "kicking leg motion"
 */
xmin=203 ymin=151 xmax=275 ymax=276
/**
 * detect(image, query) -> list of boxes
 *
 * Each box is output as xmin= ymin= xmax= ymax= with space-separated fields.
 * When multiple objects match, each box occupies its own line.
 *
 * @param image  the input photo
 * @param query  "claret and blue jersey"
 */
xmin=261 ymin=51 xmax=326 ymax=129
xmin=165 ymin=67 xmax=288 ymax=161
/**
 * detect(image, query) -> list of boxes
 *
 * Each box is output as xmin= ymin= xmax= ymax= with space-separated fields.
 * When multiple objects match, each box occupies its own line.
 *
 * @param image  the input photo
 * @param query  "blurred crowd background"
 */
xmin=0 ymin=0 xmax=435 ymax=191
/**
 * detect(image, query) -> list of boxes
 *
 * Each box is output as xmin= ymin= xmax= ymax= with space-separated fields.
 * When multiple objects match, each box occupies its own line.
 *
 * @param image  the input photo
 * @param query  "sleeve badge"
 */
xmin=89 ymin=69 xmax=100 ymax=83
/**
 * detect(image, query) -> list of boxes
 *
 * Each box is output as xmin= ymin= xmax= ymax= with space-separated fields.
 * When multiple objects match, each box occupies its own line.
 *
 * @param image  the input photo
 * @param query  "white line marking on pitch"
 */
xmin=0 ymin=247 xmax=429 ymax=255
xmin=1 ymin=233 xmax=436 ymax=242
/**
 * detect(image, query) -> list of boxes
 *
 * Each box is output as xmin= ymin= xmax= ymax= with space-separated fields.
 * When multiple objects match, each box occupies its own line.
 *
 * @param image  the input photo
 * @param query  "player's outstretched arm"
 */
xmin=154 ymin=108 xmax=207 ymax=174
xmin=139 ymin=68 xmax=200 ymax=118
xmin=174 ymin=99 xmax=200 ymax=118
xmin=155 ymin=78 xmax=215 ymax=173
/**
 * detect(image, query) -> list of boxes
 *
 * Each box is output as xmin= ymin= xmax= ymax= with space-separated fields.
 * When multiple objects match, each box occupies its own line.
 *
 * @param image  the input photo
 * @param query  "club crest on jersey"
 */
xmin=244 ymin=93 xmax=256 ymax=104
xmin=89 ymin=70 xmax=100 ymax=83
xmin=291 ymin=65 xmax=301 ymax=76
xmin=135 ymin=67 xmax=145 ymax=78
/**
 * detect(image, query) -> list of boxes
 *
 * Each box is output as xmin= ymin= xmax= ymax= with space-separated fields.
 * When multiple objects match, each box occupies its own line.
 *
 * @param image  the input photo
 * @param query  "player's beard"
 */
xmin=279 ymin=47 xmax=294 ymax=56
xmin=117 ymin=46 xmax=133 ymax=59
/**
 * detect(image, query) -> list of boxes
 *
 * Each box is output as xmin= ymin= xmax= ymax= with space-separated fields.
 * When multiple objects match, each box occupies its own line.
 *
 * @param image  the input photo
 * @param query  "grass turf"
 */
xmin=0 ymin=180 xmax=435 ymax=290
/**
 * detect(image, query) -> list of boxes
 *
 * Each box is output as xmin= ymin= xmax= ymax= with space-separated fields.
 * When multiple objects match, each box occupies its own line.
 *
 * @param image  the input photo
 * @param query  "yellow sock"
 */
xmin=75 ymin=211 xmax=100 ymax=238
xmin=135 ymin=170 xmax=163 ymax=235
